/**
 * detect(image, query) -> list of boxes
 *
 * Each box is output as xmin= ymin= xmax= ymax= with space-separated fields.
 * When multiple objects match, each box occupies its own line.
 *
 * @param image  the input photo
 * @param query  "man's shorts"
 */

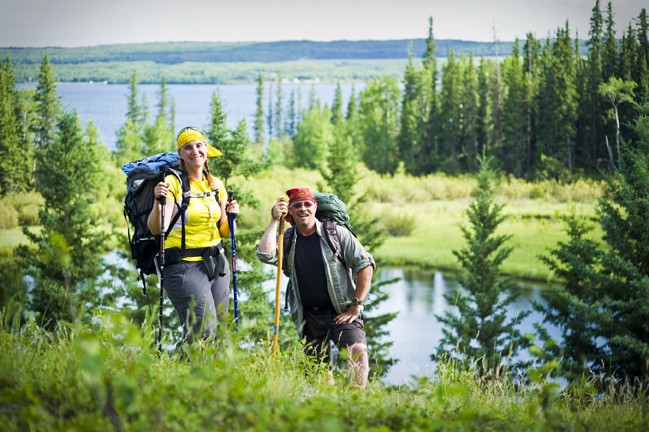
xmin=302 ymin=305 xmax=366 ymax=364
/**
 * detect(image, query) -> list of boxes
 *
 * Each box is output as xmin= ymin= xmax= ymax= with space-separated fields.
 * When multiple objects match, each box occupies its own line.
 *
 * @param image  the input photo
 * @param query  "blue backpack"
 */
xmin=122 ymin=152 xmax=189 ymax=294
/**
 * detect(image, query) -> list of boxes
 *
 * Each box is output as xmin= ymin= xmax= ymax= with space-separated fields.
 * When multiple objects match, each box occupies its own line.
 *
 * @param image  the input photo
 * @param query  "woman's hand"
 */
xmin=154 ymin=181 xmax=170 ymax=201
xmin=226 ymin=199 xmax=239 ymax=216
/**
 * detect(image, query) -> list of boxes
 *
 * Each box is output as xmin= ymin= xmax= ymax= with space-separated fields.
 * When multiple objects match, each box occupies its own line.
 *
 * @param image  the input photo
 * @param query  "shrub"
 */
xmin=0 ymin=201 xmax=18 ymax=229
xmin=381 ymin=211 xmax=416 ymax=237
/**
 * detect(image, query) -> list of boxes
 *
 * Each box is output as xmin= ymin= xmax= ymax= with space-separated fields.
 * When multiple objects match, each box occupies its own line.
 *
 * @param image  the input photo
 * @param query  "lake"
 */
xmin=20 ymin=81 xmax=364 ymax=150
xmin=32 ymin=82 xmax=558 ymax=386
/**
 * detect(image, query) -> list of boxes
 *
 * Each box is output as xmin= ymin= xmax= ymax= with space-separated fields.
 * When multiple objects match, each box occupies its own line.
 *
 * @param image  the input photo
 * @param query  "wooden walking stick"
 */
xmin=272 ymin=215 xmax=285 ymax=355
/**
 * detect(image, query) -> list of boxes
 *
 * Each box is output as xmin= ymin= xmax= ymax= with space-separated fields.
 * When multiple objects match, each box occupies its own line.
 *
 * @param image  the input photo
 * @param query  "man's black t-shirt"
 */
xmin=294 ymin=231 xmax=333 ymax=308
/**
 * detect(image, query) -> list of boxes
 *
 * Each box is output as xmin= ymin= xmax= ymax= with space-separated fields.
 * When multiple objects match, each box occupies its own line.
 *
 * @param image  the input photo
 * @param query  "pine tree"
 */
xmin=421 ymin=17 xmax=439 ymax=174
xmin=254 ymin=73 xmax=265 ymax=146
xmin=358 ymin=77 xmax=400 ymax=175
xmin=206 ymin=92 xmax=263 ymax=188
xmin=125 ymin=71 xmax=142 ymax=124
xmin=435 ymin=158 xmax=531 ymax=376
xmin=459 ymin=53 xmax=479 ymax=173
xmin=330 ymin=81 xmax=344 ymax=126
xmin=439 ymin=51 xmax=463 ymax=173
xmin=274 ymin=72 xmax=284 ymax=139
xmin=397 ymin=52 xmax=422 ymax=175
xmin=0 ymin=57 xmax=31 ymax=194
xmin=32 ymin=55 xmax=61 ymax=151
xmin=593 ymin=105 xmax=649 ymax=381
xmin=142 ymin=79 xmax=175 ymax=155
xmin=502 ymin=41 xmax=528 ymax=177
xmin=292 ymin=105 xmax=332 ymax=170
xmin=16 ymin=111 xmax=107 ymax=328
xmin=536 ymin=215 xmax=604 ymax=381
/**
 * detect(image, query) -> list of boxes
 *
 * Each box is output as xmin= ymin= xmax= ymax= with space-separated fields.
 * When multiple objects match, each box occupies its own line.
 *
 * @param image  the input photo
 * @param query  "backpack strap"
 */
xmin=322 ymin=219 xmax=344 ymax=263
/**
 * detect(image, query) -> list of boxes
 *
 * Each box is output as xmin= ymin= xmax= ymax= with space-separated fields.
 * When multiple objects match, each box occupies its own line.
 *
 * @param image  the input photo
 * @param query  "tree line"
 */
xmin=253 ymin=2 xmax=648 ymax=181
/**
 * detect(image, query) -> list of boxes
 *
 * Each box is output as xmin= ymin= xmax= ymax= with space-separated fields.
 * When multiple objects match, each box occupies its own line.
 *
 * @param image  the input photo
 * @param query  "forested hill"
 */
xmin=2 ymin=39 xmax=514 ymax=64
xmin=2 ymin=39 xmax=589 ymax=84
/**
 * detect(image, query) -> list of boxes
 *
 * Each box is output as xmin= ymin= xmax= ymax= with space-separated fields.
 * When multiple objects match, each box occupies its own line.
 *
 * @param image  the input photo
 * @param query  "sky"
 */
xmin=0 ymin=0 xmax=646 ymax=47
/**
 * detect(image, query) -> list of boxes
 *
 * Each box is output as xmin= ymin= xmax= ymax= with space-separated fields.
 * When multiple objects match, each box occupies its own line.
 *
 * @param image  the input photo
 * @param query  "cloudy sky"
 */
xmin=0 ymin=0 xmax=645 ymax=47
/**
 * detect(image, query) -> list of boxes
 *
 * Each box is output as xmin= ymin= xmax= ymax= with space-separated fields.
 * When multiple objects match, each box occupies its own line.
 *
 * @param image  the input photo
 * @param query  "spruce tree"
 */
xmin=254 ymin=73 xmax=265 ymax=146
xmin=0 ymin=57 xmax=31 ymax=194
xmin=435 ymin=158 xmax=530 ymax=376
xmin=358 ymin=77 xmax=400 ymax=175
xmin=16 ymin=111 xmax=107 ymax=328
xmin=536 ymin=215 xmax=604 ymax=381
xmin=397 ymin=51 xmax=422 ymax=175
xmin=502 ymin=41 xmax=528 ymax=177
xmin=593 ymin=105 xmax=649 ymax=382
xmin=32 ymin=55 xmax=61 ymax=151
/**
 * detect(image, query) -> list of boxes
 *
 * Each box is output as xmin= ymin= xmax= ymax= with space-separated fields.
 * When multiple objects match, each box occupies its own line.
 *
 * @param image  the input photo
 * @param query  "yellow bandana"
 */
xmin=176 ymin=128 xmax=223 ymax=158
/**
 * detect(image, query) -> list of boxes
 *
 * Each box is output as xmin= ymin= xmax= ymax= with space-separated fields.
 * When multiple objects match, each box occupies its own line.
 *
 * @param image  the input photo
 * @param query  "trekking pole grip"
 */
xmin=227 ymin=190 xmax=236 ymax=218
xmin=158 ymin=171 xmax=167 ymax=206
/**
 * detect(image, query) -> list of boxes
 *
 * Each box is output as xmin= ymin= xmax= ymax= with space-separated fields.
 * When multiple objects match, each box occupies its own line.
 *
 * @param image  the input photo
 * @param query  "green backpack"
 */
xmin=283 ymin=192 xmax=355 ymax=263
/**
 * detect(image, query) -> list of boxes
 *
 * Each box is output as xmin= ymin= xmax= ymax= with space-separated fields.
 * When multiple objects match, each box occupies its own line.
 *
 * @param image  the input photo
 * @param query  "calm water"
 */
xmin=31 ymin=82 xmax=558 ymax=386
xmin=20 ymin=81 xmax=363 ymax=150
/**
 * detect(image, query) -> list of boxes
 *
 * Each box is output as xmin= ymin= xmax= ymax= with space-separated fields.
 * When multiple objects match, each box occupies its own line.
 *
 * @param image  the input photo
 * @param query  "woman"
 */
xmin=148 ymin=126 xmax=239 ymax=342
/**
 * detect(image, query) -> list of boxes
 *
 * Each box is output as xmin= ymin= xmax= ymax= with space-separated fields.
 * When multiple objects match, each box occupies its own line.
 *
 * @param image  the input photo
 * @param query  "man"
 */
xmin=257 ymin=187 xmax=375 ymax=388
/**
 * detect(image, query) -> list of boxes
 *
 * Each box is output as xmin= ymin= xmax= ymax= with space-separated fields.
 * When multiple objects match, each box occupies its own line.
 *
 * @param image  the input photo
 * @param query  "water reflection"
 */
xmin=375 ymin=267 xmax=560 ymax=386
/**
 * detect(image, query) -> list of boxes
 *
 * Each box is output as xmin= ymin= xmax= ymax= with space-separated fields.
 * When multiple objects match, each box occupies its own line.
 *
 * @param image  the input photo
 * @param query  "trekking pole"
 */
xmin=272 ymin=215 xmax=285 ymax=355
xmin=227 ymin=190 xmax=239 ymax=331
xmin=157 ymin=172 xmax=166 ymax=352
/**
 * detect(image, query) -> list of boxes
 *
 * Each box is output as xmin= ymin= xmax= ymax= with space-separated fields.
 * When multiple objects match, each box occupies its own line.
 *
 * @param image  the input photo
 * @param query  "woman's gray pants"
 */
xmin=163 ymin=254 xmax=230 ymax=342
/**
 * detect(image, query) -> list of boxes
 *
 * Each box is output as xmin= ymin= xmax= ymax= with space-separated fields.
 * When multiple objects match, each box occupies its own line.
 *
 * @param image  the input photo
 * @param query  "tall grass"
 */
xmin=1 ymin=310 xmax=646 ymax=431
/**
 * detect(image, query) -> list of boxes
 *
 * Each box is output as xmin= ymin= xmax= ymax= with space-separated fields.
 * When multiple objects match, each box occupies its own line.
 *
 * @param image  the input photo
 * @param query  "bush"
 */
xmin=381 ymin=211 xmax=416 ymax=237
xmin=0 ymin=201 xmax=18 ymax=229
xmin=1 ymin=192 xmax=43 ymax=227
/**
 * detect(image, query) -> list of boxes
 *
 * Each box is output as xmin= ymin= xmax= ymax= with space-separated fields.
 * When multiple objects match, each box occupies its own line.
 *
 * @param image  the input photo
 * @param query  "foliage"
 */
xmin=15 ymin=111 xmax=110 ymax=329
xmin=590 ymin=104 xmax=649 ymax=382
xmin=0 ymin=311 xmax=647 ymax=432
xmin=435 ymin=158 xmax=531 ymax=376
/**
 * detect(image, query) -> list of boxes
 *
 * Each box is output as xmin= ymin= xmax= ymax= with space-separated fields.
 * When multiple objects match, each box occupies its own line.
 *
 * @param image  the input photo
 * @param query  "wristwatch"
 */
xmin=351 ymin=297 xmax=363 ymax=306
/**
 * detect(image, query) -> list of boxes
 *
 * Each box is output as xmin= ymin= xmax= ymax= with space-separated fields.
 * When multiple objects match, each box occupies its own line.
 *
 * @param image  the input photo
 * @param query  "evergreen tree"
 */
xmin=602 ymin=2 xmax=619 ymax=81
xmin=142 ymin=79 xmax=175 ymax=154
xmin=536 ymin=25 xmax=578 ymax=177
xmin=266 ymin=81 xmax=274 ymax=140
xmin=16 ymin=111 xmax=107 ymax=328
xmin=536 ymin=215 xmax=604 ymax=381
xmin=292 ymin=105 xmax=332 ymax=170
xmin=0 ymin=57 xmax=31 ymax=194
xmin=206 ymin=92 xmax=262 ymax=188
xmin=577 ymin=0 xmax=606 ymax=173
xmin=285 ymin=86 xmax=297 ymax=137
xmin=397 ymin=52 xmax=422 ymax=175
xmin=114 ymin=73 xmax=145 ymax=164
xmin=421 ymin=17 xmax=439 ymax=174
xmin=274 ymin=72 xmax=284 ymax=139
xmin=32 ymin=55 xmax=61 ymax=151
xmin=358 ymin=77 xmax=400 ymax=175
xmin=476 ymin=58 xmax=492 ymax=166
xmin=434 ymin=158 xmax=531 ymax=376
xmin=502 ymin=41 xmax=528 ymax=177
xmin=330 ymin=81 xmax=344 ymax=126
xmin=254 ymin=73 xmax=265 ymax=146
xmin=593 ymin=105 xmax=649 ymax=381
xmin=125 ymin=71 xmax=142 ymax=124
xmin=459 ymin=53 xmax=479 ymax=173
xmin=438 ymin=51 xmax=463 ymax=173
